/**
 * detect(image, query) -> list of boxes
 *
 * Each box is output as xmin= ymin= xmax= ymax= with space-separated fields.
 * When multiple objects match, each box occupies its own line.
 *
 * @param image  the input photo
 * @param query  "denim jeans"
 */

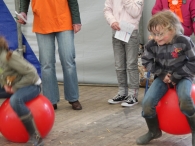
xmin=112 ymin=30 xmax=139 ymax=96
xmin=9 ymin=85 xmax=41 ymax=117
xmin=142 ymin=78 xmax=195 ymax=118
xmin=36 ymin=30 xmax=79 ymax=104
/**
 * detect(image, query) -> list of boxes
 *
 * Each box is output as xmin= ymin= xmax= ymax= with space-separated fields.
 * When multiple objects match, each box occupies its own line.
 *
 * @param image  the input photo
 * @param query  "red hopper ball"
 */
xmin=0 ymin=94 xmax=55 ymax=143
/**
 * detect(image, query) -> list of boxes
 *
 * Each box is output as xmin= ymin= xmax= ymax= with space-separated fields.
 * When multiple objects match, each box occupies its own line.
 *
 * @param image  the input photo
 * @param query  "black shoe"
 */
xmin=53 ymin=104 xmax=57 ymax=110
xmin=108 ymin=94 xmax=127 ymax=104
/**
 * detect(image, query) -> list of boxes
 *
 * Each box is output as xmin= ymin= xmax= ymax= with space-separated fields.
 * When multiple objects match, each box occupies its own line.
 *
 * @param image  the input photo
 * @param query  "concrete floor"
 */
xmin=0 ymin=85 xmax=192 ymax=146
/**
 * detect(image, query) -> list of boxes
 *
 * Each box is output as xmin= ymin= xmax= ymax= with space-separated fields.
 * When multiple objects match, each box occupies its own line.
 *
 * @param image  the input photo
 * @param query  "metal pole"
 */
xmin=15 ymin=0 xmax=24 ymax=55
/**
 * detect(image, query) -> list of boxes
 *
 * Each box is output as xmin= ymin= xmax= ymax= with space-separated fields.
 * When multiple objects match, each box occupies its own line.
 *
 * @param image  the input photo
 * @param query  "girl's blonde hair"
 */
xmin=148 ymin=10 xmax=184 ymax=35
xmin=0 ymin=36 xmax=12 ymax=60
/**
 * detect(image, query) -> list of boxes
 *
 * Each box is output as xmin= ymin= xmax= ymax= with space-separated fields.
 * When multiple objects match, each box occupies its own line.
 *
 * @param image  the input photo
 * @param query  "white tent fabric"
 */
xmin=5 ymin=0 xmax=117 ymax=85
xmin=4 ymin=0 xmax=195 ymax=85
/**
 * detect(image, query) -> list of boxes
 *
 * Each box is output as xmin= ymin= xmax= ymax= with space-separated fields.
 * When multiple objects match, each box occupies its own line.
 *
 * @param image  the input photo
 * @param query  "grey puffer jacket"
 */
xmin=142 ymin=35 xmax=195 ymax=84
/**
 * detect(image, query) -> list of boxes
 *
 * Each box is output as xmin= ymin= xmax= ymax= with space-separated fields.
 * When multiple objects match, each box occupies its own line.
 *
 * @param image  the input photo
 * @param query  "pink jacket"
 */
xmin=104 ymin=0 xmax=144 ymax=30
xmin=152 ymin=0 xmax=195 ymax=36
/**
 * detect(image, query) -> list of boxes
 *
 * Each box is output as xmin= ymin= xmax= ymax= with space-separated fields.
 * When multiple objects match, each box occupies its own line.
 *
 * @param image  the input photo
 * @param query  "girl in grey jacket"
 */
xmin=0 ymin=36 xmax=43 ymax=146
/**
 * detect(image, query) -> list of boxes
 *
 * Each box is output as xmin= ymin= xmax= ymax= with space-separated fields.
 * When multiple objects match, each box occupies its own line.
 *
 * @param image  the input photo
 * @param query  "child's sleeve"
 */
xmin=104 ymin=0 xmax=116 ymax=26
xmin=171 ymin=38 xmax=195 ymax=83
xmin=141 ymin=42 xmax=166 ymax=80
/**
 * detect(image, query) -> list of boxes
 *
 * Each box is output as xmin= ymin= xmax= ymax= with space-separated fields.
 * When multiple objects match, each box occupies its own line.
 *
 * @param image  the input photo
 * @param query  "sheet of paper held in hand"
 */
xmin=114 ymin=21 xmax=135 ymax=43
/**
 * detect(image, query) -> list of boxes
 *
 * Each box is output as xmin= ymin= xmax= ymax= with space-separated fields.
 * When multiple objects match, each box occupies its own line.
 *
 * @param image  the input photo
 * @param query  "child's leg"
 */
xmin=9 ymin=85 xmax=40 ymax=117
xmin=9 ymin=85 xmax=43 ymax=145
xmin=136 ymin=77 xmax=168 ymax=145
xmin=177 ymin=79 xmax=195 ymax=146
xmin=120 ymin=30 xmax=139 ymax=107
xmin=126 ymin=30 xmax=139 ymax=95
xmin=20 ymin=112 xmax=43 ymax=146
xmin=176 ymin=79 xmax=195 ymax=116
xmin=142 ymin=77 xmax=168 ymax=118
xmin=112 ymin=30 xmax=128 ymax=96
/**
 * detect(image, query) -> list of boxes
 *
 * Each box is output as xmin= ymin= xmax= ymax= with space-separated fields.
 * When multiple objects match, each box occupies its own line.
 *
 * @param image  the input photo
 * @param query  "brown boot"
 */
xmin=69 ymin=100 xmax=82 ymax=110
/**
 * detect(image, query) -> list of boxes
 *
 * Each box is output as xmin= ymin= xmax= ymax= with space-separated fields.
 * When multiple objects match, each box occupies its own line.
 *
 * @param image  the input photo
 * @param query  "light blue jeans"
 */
xmin=36 ymin=31 xmax=79 ymax=104
xmin=10 ymin=85 xmax=41 ymax=117
xmin=142 ymin=78 xmax=195 ymax=118
xmin=112 ymin=30 xmax=139 ymax=96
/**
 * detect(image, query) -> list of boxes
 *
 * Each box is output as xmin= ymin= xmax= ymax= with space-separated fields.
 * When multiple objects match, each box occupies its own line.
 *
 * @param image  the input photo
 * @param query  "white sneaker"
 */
xmin=121 ymin=95 xmax=138 ymax=107
xmin=108 ymin=94 xmax=127 ymax=104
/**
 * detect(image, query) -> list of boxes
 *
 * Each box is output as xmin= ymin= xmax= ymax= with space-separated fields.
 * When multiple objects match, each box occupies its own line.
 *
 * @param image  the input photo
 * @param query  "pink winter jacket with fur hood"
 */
xmin=152 ymin=0 xmax=195 ymax=36
xmin=104 ymin=0 xmax=144 ymax=30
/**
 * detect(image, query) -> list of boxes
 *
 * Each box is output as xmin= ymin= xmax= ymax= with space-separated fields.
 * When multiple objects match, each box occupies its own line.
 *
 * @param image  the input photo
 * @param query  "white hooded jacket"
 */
xmin=104 ymin=0 xmax=144 ymax=30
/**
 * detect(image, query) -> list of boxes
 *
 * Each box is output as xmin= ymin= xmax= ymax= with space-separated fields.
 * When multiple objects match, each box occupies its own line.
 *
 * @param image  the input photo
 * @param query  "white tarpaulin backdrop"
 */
xmin=4 ymin=0 xmax=195 ymax=85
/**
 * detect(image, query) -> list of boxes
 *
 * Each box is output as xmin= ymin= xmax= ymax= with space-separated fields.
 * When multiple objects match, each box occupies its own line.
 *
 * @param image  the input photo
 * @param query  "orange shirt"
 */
xmin=31 ymin=0 xmax=73 ymax=34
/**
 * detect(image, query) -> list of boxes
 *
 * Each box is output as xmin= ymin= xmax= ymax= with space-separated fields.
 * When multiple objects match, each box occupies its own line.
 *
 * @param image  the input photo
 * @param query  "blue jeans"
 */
xmin=142 ymin=78 xmax=195 ymax=118
xmin=10 ymin=85 xmax=41 ymax=117
xmin=112 ymin=30 xmax=139 ymax=95
xmin=36 ymin=31 xmax=79 ymax=104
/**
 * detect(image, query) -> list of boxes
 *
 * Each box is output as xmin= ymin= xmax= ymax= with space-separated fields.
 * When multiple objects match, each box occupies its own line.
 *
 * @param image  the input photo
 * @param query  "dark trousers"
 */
xmin=0 ymin=86 xmax=12 ymax=98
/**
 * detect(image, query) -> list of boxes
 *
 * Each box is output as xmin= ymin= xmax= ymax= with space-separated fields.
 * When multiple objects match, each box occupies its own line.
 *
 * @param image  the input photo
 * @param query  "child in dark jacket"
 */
xmin=0 ymin=36 xmax=43 ymax=146
xmin=136 ymin=10 xmax=195 ymax=145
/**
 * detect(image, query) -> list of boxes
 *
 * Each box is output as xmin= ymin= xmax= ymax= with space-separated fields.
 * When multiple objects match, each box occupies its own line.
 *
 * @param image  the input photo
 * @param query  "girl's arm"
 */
xmin=171 ymin=38 xmax=195 ymax=83
xmin=142 ymin=41 xmax=167 ymax=81
xmin=104 ymin=0 xmax=116 ymax=26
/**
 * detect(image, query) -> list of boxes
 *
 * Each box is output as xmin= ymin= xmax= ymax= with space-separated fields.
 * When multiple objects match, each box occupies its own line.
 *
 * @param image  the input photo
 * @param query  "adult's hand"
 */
xmin=17 ymin=12 xmax=27 ymax=25
xmin=73 ymin=24 xmax=81 ymax=33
